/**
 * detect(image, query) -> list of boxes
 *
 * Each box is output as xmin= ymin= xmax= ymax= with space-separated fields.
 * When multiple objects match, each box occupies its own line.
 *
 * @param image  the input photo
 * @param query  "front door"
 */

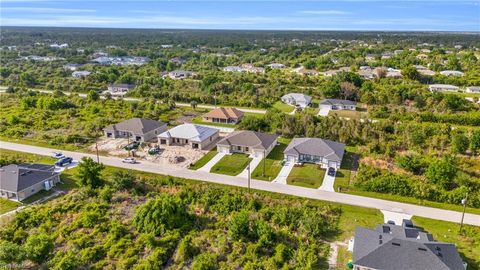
xmin=192 ymin=143 xmax=199 ymax=149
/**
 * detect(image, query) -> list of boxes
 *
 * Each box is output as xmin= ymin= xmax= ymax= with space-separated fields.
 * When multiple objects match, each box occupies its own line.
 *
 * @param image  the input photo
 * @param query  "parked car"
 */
xmin=124 ymin=142 xmax=140 ymax=151
xmin=148 ymin=146 xmax=161 ymax=155
xmin=327 ymin=167 xmax=336 ymax=176
xmin=51 ymin=152 xmax=65 ymax=159
xmin=122 ymin=157 xmax=137 ymax=164
xmin=55 ymin=157 xmax=73 ymax=167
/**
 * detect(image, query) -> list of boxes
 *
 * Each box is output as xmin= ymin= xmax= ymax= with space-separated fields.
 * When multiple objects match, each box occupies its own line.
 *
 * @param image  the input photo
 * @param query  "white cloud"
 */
xmin=301 ymin=10 xmax=351 ymax=15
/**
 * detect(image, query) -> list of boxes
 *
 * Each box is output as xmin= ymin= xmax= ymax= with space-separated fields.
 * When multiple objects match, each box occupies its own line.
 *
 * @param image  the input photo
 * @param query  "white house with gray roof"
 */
xmin=103 ymin=118 xmax=167 ymax=142
xmin=428 ymin=84 xmax=459 ymax=92
xmin=351 ymin=221 xmax=467 ymax=270
xmin=0 ymin=163 xmax=60 ymax=201
xmin=319 ymin=99 xmax=357 ymax=111
xmin=283 ymin=138 xmax=345 ymax=169
xmin=157 ymin=124 xmax=219 ymax=150
xmin=281 ymin=93 xmax=312 ymax=108
xmin=217 ymin=130 xmax=278 ymax=158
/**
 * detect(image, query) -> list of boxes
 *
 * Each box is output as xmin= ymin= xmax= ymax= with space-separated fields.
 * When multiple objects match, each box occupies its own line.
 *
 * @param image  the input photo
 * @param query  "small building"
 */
xmin=281 ymin=93 xmax=312 ymax=108
xmin=72 ymin=71 xmax=91 ymax=78
xmin=351 ymin=221 xmax=467 ymax=270
xmin=319 ymin=99 xmax=357 ymax=110
xmin=267 ymin=63 xmax=286 ymax=69
xmin=428 ymin=84 xmax=459 ymax=92
xmin=107 ymin=84 xmax=135 ymax=95
xmin=466 ymin=86 xmax=480 ymax=93
xmin=223 ymin=66 xmax=243 ymax=72
xmin=0 ymin=163 xmax=60 ymax=201
xmin=157 ymin=124 xmax=219 ymax=150
xmin=416 ymin=53 xmax=429 ymax=60
xmin=365 ymin=54 xmax=376 ymax=61
xmin=216 ymin=130 xmax=278 ymax=158
xmin=283 ymin=138 xmax=345 ymax=169
xmin=63 ymin=63 xmax=81 ymax=71
xmin=103 ymin=118 xmax=167 ymax=142
xmin=202 ymin=107 xmax=244 ymax=124
xmin=165 ymin=70 xmax=194 ymax=80
xmin=170 ymin=57 xmax=186 ymax=65
xmin=415 ymin=65 xmax=436 ymax=76
xmin=440 ymin=70 xmax=464 ymax=77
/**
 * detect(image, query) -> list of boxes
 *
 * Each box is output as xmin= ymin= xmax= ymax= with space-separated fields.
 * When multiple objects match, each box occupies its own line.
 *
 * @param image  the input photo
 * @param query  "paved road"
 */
xmin=0 ymin=87 xmax=267 ymax=114
xmin=1 ymin=141 xmax=479 ymax=226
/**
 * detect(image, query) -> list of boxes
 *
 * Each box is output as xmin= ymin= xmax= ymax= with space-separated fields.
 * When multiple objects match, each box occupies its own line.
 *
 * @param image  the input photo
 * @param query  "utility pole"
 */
xmin=95 ymin=137 xmax=99 ymax=163
xmin=459 ymin=193 xmax=468 ymax=234
xmin=263 ymin=149 xmax=266 ymax=177
xmin=247 ymin=163 xmax=251 ymax=191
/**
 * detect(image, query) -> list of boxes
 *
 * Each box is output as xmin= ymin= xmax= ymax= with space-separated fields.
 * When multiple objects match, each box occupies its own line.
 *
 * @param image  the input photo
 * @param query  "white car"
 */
xmin=52 ymin=152 xmax=65 ymax=159
xmin=122 ymin=157 xmax=137 ymax=164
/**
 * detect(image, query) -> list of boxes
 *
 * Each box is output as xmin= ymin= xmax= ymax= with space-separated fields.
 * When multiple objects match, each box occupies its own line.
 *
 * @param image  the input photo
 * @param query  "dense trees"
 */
xmin=77 ymin=157 xmax=105 ymax=188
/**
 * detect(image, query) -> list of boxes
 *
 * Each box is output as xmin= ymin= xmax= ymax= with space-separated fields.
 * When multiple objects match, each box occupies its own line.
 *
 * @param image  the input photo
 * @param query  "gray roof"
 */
xmin=157 ymin=124 xmax=218 ymax=142
xmin=217 ymin=131 xmax=278 ymax=150
xmin=353 ymin=222 xmax=465 ymax=270
xmin=284 ymin=138 xmax=345 ymax=162
xmin=319 ymin=99 xmax=357 ymax=106
xmin=281 ymin=93 xmax=312 ymax=103
xmin=108 ymin=83 xmax=135 ymax=89
xmin=0 ymin=163 xmax=58 ymax=192
xmin=104 ymin=118 xmax=166 ymax=135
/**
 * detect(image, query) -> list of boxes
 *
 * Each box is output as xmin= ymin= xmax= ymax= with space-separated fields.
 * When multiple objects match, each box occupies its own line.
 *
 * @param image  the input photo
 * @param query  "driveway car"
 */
xmin=327 ymin=167 xmax=336 ymax=176
xmin=55 ymin=157 xmax=73 ymax=167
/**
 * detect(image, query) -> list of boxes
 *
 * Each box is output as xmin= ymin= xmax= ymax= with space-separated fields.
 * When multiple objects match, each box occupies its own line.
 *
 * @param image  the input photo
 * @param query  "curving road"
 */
xmin=1 ymin=140 xmax=479 ymax=226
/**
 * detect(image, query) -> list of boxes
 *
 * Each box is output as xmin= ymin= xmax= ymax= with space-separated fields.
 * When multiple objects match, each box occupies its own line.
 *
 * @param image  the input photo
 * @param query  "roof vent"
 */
xmin=379 ymin=240 xmax=383 ymax=245
xmin=379 ymin=235 xmax=382 ymax=239
xmin=392 ymin=242 xmax=401 ymax=247
xmin=418 ymin=248 xmax=427 ymax=251
xmin=435 ymin=246 xmax=441 ymax=251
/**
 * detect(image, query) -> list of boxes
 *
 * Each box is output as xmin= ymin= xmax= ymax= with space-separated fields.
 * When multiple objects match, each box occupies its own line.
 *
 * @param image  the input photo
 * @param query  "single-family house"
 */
xmin=440 ymin=70 xmax=464 ymax=77
xmin=170 ymin=57 xmax=186 ymax=65
xmin=416 ymin=53 xmax=429 ymax=60
xmin=428 ymin=84 xmax=459 ymax=92
xmin=157 ymin=124 xmax=219 ymax=150
xmin=72 ymin=71 xmax=91 ymax=78
xmin=223 ymin=66 xmax=243 ymax=72
xmin=365 ymin=54 xmax=376 ymax=61
xmin=351 ymin=220 xmax=467 ymax=270
xmin=107 ymin=83 xmax=135 ymax=95
xmin=281 ymin=93 xmax=312 ymax=108
xmin=267 ymin=63 xmax=286 ymax=69
xmin=103 ymin=118 xmax=167 ymax=142
xmin=216 ymin=130 xmax=278 ymax=158
xmin=0 ymin=163 xmax=60 ymax=201
xmin=165 ymin=70 xmax=194 ymax=80
xmin=319 ymin=99 xmax=357 ymax=110
xmin=381 ymin=52 xmax=393 ymax=59
xmin=283 ymin=138 xmax=345 ymax=169
xmin=202 ymin=107 xmax=244 ymax=124
xmin=415 ymin=65 xmax=435 ymax=76
xmin=63 ymin=63 xmax=81 ymax=71
xmin=466 ymin=86 xmax=480 ymax=93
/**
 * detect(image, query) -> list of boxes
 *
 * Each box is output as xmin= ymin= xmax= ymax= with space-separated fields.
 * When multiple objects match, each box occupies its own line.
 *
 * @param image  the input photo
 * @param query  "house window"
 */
xmin=245 ymin=147 xmax=249 ymax=152
xmin=237 ymin=146 xmax=241 ymax=151
xmin=31 ymin=189 xmax=35 ymax=192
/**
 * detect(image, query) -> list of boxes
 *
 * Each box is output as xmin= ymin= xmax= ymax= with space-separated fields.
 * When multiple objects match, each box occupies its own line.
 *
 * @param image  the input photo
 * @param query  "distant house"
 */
xmin=428 ymin=84 xmax=459 ymax=92
xmin=466 ymin=86 xmax=480 ymax=93
xmin=106 ymin=84 xmax=135 ymax=95
xmin=416 ymin=53 xmax=429 ymax=60
xmin=381 ymin=52 xmax=393 ymax=59
xmin=170 ymin=57 xmax=186 ymax=65
xmin=415 ymin=65 xmax=435 ymax=76
xmin=202 ymin=107 xmax=244 ymax=124
xmin=351 ymin=220 xmax=467 ymax=270
xmin=63 ymin=63 xmax=81 ymax=71
xmin=165 ymin=70 xmax=194 ymax=80
xmin=284 ymin=138 xmax=345 ymax=169
xmin=0 ymin=163 xmax=60 ymax=201
xmin=319 ymin=99 xmax=357 ymax=111
xmin=223 ymin=66 xmax=243 ymax=72
xmin=50 ymin=43 xmax=68 ymax=49
xmin=216 ymin=131 xmax=278 ymax=158
xmin=157 ymin=124 xmax=219 ymax=150
xmin=440 ymin=70 xmax=464 ymax=77
xmin=365 ymin=54 xmax=376 ymax=61
xmin=72 ymin=71 xmax=91 ymax=78
xmin=103 ymin=118 xmax=167 ymax=142
xmin=239 ymin=64 xmax=265 ymax=73
xmin=295 ymin=68 xmax=319 ymax=76
xmin=267 ymin=63 xmax=286 ymax=69
xmin=281 ymin=93 xmax=312 ymax=108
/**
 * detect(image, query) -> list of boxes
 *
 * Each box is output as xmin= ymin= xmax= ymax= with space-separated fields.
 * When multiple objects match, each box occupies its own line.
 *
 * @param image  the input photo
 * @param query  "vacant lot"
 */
xmin=287 ymin=163 xmax=326 ymax=188
xmin=210 ymin=153 xmax=252 ymax=176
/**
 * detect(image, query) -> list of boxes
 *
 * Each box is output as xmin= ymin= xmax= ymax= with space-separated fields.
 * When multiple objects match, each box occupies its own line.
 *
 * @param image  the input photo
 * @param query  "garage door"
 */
xmin=219 ymin=147 xmax=230 ymax=154
xmin=328 ymin=161 xmax=337 ymax=168
xmin=287 ymin=155 xmax=296 ymax=162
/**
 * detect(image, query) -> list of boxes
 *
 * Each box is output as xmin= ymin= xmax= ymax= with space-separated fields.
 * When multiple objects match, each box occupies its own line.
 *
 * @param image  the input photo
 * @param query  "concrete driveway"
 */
xmin=319 ymin=170 xmax=336 ymax=192
xmin=318 ymin=105 xmax=331 ymax=117
xmin=198 ymin=152 xmax=226 ymax=172
xmin=238 ymin=157 xmax=263 ymax=178
xmin=272 ymin=161 xmax=294 ymax=184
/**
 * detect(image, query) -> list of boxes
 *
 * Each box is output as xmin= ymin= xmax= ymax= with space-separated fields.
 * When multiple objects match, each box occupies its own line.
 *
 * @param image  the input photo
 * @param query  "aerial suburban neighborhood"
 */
xmin=0 ymin=1 xmax=479 ymax=269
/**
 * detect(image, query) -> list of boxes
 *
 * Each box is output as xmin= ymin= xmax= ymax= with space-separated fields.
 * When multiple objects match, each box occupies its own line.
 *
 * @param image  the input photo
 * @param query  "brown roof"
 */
xmin=202 ymin=107 xmax=244 ymax=120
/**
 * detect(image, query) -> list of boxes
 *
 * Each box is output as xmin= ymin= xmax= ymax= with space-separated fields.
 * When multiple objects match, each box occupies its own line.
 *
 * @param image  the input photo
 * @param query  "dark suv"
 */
xmin=327 ymin=167 xmax=336 ymax=176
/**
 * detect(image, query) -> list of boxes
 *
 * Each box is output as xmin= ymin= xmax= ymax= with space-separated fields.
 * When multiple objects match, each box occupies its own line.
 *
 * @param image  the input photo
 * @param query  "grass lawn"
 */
xmin=328 ymin=109 xmax=368 ymax=120
xmin=287 ymin=163 xmax=326 ymax=189
xmin=0 ymin=198 xmax=21 ymax=214
xmin=413 ymin=216 xmax=480 ymax=270
xmin=251 ymin=139 xmax=290 ymax=181
xmin=210 ymin=153 xmax=252 ymax=176
xmin=189 ymin=148 xmax=218 ymax=170
xmin=334 ymin=152 xmax=358 ymax=191
xmin=272 ymin=101 xmax=295 ymax=113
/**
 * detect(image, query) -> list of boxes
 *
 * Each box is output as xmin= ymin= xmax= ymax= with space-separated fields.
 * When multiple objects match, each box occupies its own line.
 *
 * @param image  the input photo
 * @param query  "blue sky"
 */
xmin=1 ymin=0 xmax=479 ymax=31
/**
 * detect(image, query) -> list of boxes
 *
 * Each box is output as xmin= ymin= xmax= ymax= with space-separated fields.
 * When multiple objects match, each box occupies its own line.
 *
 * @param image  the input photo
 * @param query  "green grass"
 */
xmin=189 ymin=148 xmax=218 ymax=170
xmin=210 ymin=153 xmax=252 ymax=176
xmin=0 ymin=198 xmax=21 ymax=214
xmin=334 ymin=152 xmax=358 ymax=191
xmin=287 ymin=163 xmax=326 ymax=189
xmin=328 ymin=109 xmax=368 ymax=120
xmin=0 ymin=136 xmax=83 ymax=151
xmin=413 ymin=216 xmax=480 ymax=270
xmin=251 ymin=139 xmax=290 ymax=181
xmin=272 ymin=101 xmax=295 ymax=113
xmin=336 ymin=246 xmax=352 ymax=269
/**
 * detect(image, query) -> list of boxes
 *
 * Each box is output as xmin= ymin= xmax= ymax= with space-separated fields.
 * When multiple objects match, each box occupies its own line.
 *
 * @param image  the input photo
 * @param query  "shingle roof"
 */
xmin=157 ymin=124 xmax=219 ymax=142
xmin=283 ymin=138 xmax=345 ymax=162
xmin=202 ymin=107 xmax=244 ymax=120
xmin=353 ymin=223 xmax=465 ymax=270
xmin=104 ymin=118 xmax=166 ymax=135
xmin=217 ymin=131 xmax=278 ymax=150
xmin=0 ymin=164 xmax=58 ymax=192
xmin=319 ymin=99 xmax=357 ymax=106
xmin=281 ymin=93 xmax=312 ymax=103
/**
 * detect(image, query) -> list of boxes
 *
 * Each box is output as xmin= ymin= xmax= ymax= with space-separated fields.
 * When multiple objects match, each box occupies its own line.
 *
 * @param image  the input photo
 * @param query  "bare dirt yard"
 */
xmin=91 ymin=138 xmax=209 ymax=168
